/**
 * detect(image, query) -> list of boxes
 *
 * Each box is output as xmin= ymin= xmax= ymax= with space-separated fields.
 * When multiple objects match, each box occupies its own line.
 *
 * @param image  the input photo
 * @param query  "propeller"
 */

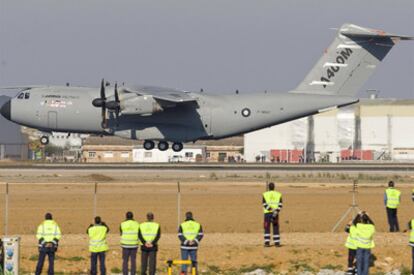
xmin=92 ymin=79 xmax=108 ymax=128
xmin=106 ymin=82 xmax=121 ymax=126
xmin=92 ymin=79 xmax=121 ymax=128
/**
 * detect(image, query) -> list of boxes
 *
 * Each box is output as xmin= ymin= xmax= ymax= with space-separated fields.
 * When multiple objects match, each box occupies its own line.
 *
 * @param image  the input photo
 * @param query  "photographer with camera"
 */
xmin=355 ymin=211 xmax=375 ymax=275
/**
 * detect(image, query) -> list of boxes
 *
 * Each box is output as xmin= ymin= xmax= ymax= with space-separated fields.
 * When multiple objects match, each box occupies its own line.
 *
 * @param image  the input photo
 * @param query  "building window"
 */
xmin=218 ymin=152 xmax=227 ymax=162
xmin=144 ymin=152 xmax=152 ymax=158
xmin=206 ymin=152 xmax=210 ymax=158
xmin=185 ymin=152 xmax=193 ymax=158
xmin=103 ymin=152 xmax=113 ymax=158
xmin=89 ymin=152 xmax=96 ymax=158
xmin=121 ymin=152 xmax=130 ymax=158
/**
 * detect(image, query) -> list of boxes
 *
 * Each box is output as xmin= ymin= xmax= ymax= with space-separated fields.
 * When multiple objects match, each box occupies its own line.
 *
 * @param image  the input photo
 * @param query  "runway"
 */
xmin=1 ymin=162 xmax=414 ymax=173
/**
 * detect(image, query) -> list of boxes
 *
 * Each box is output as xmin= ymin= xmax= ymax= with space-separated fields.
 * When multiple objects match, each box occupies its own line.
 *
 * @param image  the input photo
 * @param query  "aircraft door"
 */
xmin=47 ymin=111 xmax=57 ymax=129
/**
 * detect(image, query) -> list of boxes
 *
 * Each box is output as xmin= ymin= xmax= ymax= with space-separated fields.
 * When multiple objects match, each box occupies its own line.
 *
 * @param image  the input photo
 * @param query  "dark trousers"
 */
xmin=141 ymin=250 xmax=157 ymax=275
xmin=122 ymin=247 xmax=138 ymax=275
xmin=356 ymin=248 xmax=371 ymax=275
xmin=346 ymin=249 xmax=357 ymax=275
xmin=91 ymin=252 xmax=106 ymax=275
xmin=264 ymin=213 xmax=280 ymax=245
xmin=386 ymin=207 xmax=400 ymax=232
xmin=181 ymin=249 xmax=197 ymax=273
xmin=35 ymin=247 xmax=55 ymax=275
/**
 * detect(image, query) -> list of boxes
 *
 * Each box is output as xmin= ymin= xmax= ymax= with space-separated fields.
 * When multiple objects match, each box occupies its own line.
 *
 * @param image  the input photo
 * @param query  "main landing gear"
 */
xmin=143 ymin=140 xmax=184 ymax=152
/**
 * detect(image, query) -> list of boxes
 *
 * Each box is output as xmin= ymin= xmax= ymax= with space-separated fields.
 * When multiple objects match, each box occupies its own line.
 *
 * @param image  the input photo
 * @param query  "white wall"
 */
xmin=392 ymin=117 xmax=414 ymax=148
xmin=132 ymin=148 xmax=203 ymax=163
xmin=360 ymin=117 xmax=388 ymax=151
xmin=244 ymin=118 xmax=307 ymax=162
xmin=313 ymin=116 xmax=339 ymax=152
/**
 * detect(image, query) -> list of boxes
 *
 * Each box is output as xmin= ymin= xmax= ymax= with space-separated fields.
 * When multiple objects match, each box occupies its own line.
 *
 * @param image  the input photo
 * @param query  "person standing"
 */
xmin=385 ymin=181 xmax=401 ymax=232
xmin=412 ymin=188 xmax=414 ymax=202
xmin=344 ymin=214 xmax=360 ymax=275
xmin=178 ymin=211 xmax=204 ymax=275
xmin=408 ymin=218 xmax=414 ymax=275
xmin=262 ymin=182 xmax=283 ymax=247
xmin=120 ymin=211 xmax=140 ymax=275
xmin=87 ymin=216 xmax=109 ymax=275
xmin=35 ymin=213 xmax=62 ymax=275
xmin=138 ymin=212 xmax=161 ymax=275
xmin=355 ymin=211 xmax=375 ymax=275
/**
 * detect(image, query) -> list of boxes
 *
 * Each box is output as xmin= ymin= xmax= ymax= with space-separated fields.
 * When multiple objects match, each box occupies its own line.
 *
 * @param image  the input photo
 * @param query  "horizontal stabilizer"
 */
xmin=340 ymin=24 xmax=414 ymax=40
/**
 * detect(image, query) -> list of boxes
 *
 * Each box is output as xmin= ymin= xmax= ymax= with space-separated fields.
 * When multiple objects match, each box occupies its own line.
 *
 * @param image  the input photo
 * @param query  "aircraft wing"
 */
xmin=123 ymin=85 xmax=197 ymax=103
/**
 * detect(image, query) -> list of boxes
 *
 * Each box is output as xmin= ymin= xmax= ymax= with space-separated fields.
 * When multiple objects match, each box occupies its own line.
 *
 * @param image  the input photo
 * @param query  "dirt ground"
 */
xmin=0 ymin=170 xmax=412 ymax=273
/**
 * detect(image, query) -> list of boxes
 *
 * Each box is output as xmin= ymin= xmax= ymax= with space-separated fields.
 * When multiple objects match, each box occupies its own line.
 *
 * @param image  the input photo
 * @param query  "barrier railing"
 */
xmin=166 ymin=259 xmax=196 ymax=275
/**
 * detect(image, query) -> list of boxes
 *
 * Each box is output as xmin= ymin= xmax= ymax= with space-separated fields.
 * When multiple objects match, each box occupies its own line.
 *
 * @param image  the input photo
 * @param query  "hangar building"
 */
xmin=244 ymin=98 xmax=414 ymax=163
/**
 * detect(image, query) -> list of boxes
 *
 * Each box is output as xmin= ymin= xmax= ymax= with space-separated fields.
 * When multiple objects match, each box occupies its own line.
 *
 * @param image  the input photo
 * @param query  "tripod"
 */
xmin=331 ymin=180 xmax=361 ymax=232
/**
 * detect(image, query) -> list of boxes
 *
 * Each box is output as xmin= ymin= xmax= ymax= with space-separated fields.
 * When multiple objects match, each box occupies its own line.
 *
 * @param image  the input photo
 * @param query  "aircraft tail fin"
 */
xmin=292 ymin=23 xmax=413 ymax=96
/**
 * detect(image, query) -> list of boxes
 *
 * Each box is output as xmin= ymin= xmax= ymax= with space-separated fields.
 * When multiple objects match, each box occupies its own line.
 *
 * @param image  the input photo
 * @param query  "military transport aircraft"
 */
xmin=1 ymin=24 xmax=413 ymax=152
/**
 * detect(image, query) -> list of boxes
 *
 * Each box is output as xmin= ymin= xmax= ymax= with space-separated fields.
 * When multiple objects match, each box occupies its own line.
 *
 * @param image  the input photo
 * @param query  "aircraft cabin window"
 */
xmin=17 ymin=93 xmax=24 ymax=99
xmin=25 ymin=92 xmax=30 ymax=99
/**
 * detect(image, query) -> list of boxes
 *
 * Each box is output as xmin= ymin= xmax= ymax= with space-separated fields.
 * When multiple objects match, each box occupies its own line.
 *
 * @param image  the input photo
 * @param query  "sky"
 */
xmin=0 ymin=0 xmax=413 ymax=98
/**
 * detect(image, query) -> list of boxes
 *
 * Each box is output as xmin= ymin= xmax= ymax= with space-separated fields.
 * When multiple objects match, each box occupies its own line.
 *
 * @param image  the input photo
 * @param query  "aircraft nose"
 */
xmin=0 ymin=99 xmax=11 ymax=120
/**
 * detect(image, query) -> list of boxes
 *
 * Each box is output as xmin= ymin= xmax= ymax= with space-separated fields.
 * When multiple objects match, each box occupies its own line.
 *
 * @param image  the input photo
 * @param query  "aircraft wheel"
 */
xmin=158 ymin=141 xmax=169 ymax=151
xmin=172 ymin=142 xmax=183 ymax=152
xmin=143 ymin=140 xmax=155 ymax=150
xmin=40 ymin=136 xmax=49 ymax=145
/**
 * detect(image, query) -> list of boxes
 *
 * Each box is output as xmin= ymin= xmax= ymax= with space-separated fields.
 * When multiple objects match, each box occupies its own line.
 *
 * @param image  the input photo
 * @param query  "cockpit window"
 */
xmin=24 ymin=92 xmax=30 ymax=99
xmin=17 ymin=93 xmax=24 ymax=99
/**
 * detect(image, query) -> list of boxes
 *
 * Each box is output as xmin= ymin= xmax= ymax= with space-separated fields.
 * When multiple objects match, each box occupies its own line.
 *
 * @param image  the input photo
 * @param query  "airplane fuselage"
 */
xmin=3 ymin=86 xmax=357 ymax=143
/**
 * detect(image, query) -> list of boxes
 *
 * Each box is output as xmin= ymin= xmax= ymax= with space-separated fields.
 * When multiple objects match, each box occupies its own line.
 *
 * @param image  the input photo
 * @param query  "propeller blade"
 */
xmin=114 ymin=82 xmax=120 ymax=126
xmin=101 ymin=106 xmax=107 ymax=128
xmin=100 ymin=79 xmax=106 ymax=100
xmin=101 ymin=79 xmax=107 ymax=128
xmin=114 ymin=82 xmax=119 ymax=103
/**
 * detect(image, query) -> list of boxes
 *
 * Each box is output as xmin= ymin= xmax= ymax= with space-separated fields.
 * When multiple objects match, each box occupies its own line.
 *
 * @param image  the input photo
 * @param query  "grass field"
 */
xmin=0 ymin=169 xmax=412 ymax=273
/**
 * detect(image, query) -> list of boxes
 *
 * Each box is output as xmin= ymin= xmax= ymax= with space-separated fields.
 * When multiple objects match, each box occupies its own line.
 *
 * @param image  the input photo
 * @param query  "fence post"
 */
xmin=4 ymin=182 xmax=9 ymax=235
xmin=177 ymin=181 xmax=181 ymax=229
xmin=93 ymin=182 xmax=98 ymax=218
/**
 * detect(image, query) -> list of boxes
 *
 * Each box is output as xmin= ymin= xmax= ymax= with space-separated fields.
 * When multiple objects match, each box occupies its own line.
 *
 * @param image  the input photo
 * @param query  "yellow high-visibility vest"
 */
xmin=385 ymin=188 xmax=401 ymax=209
xmin=355 ymin=223 xmax=375 ymax=249
xmin=88 ymin=225 xmax=109 ymax=253
xmin=263 ymin=191 xmax=282 ymax=214
xmin=140 ymin=222 xmax=159 ymax=242
xmin=181 ymin=221 xmax=201 ymax=241
xmin=120 ymin=220 xmax=140 ymax=247
xmin=410 ymin=219 xmax=414 ymax=247
xmin=36 ymin=220 xmax=61 ymax=243
xmin=345 ymin=225 xmax=357 ymax=250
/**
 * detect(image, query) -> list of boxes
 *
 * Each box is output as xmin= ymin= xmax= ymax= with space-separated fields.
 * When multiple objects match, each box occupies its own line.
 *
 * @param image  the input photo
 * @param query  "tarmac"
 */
xmin=2 ymin=162 xmax=414 ymax=173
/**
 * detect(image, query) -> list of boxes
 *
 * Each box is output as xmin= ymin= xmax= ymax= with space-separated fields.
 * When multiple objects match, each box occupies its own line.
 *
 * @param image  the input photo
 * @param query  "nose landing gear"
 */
xmin=40 ymin=136 xmax=49 ymax=145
